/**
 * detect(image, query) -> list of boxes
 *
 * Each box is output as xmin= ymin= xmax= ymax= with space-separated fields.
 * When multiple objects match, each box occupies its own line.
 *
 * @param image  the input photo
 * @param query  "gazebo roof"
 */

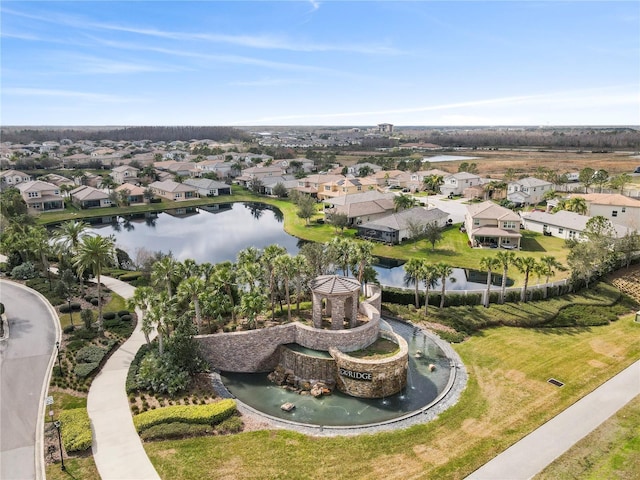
xmin=310 ymin=275 xmax=361 ymax=295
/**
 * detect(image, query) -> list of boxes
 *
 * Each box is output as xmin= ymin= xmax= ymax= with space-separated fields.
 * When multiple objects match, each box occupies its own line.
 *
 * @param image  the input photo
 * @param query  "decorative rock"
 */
xmin=281 ymin=402 xmax=296 ymax=412
xmin=415 ymin=351 xmax=423 ymax=358
xmin=429 ymin=363 xmax=436 ymax=371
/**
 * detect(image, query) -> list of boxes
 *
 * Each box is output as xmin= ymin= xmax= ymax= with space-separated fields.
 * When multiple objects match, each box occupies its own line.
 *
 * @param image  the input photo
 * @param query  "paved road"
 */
xmin=0 ymin=280 xmax=58 ymax=480
xmin=467 ymin=359 xmax=640 ymax=480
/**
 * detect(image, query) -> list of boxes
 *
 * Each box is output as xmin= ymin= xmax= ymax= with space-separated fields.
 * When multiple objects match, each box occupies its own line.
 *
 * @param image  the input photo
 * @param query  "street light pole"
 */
xmin=55 ymin=341 xmax=62 ymax=374
xmin=53 ymin=420 xmax=65 ymax=471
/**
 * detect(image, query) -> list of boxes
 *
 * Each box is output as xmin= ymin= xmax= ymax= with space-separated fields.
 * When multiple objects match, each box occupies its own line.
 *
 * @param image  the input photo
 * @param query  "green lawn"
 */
xmin=535 ymin=395 xmax=640 ymax=480
xmin=144 ymin=312 xmax=640 ymax=480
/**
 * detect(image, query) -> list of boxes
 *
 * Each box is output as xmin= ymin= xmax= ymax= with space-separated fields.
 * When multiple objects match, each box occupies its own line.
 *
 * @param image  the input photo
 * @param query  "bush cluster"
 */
xmin=59 ymin=408 xmax=92 ymax=452
xmin=133 ymin=399 xmax=236 ymax=433
xmin=11 ymin=262 xmax=37 ymax=280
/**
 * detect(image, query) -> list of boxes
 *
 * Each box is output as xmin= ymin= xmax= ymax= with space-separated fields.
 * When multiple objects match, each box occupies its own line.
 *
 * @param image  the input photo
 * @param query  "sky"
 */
xmin=1 ymin=1 xmax=639 ymax=126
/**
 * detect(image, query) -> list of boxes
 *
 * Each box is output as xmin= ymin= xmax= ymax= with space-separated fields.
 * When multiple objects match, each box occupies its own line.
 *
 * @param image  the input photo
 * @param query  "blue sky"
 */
xmin=1 ymin=1 xmax=638 ymax=126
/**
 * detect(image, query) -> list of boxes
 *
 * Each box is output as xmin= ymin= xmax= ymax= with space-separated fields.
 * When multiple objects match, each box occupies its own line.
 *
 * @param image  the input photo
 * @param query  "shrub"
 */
xmin=126 ymin=344 xmax=151 ymax=394
xmin=90 ymin=298 xmax=100 ymax=306
xmin=120 ymin=314 xmax=132 ymax=322
xmin=103 ymin=318 xmax=122 ymax=329
xmin=216 ymin=415 xmax=244 ymax=434
xmin=84 ymin=295 xmax=93 ymax=302
xmin=133 ymin=399 xmax=236 ymax=433
xmin=72 ymin=326 xmax=97 ymax=341
xmin=103 ymin=312 xmax=116 ymax=320
xmin=117 ymin=310 xmax=130 ymax=317
xmin=63 ymin=325 xmax=75 ymax=334
xmin=59 ymin=304 xmax=71 ymax=313
xmin=11 ymin=262 xmax=37 ymax=280
xmin=81 ymin=309 xmax=94 ymax=329
xmin=70 ymin=302 xmax=81 ymax=311
xmin=59 ymin=408 xmax=92 ymax=452
xmin=119 ymin=272 xmax=142 ymax=282
xmin=66 ymin=339 xmax=85 ymax=351
xmin=139 ymin=422 xmax=212 ymax=441
xmin=136 ymin=352 xmax=190 ymax=395
xmin=76 ymin=345 xmax=107 ymax=364
xmin=505 ymin=290 xmax=521 ymax=303
xmin=74 ymin=362 xmax=99 ymax=378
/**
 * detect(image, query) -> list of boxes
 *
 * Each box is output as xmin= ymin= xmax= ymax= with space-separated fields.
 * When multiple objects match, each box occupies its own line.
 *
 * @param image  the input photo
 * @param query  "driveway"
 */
xmin=0 ymin=280 xmax=59 ymax=480
xmin=421 ymin=194 xmax=469 ymax=224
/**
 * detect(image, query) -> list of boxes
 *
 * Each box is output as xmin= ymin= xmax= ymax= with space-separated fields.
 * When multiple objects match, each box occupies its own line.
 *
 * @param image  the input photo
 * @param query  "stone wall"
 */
xmin=330 ymin=330 xmax=408 ymax=399
xmin=278 ymin=347 xmax=336 ymax=382
xmin=196 ymin=283 xmax=386 ymax=373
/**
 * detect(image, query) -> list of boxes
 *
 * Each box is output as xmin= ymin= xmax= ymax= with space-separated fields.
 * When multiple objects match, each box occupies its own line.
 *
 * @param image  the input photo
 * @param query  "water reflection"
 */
xmin=82 ymin=202 xmax=509 ymax=290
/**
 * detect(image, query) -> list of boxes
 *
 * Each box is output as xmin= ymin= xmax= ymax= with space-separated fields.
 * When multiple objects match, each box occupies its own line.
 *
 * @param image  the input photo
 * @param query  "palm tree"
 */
xmin=327 ymin=237 xmax=355 ymax=276
xmin=237 ymin=247 xmax=263 ymax=292
xmin=479 ymin=256 xmax=500 ymax=308
xmin=352 ymin=240 xmax=375 ymax=286
xmin=496 ymin=251 xmax=516 ymax=304
xmin=240 ymin=292 xmax=266 ymax=329
xmin=177 ymin=259 xmax=199 ymax=279
xmin=274 ymin=254 xmax=297 ymax=322
xmin=292 ymin=254 xmax=310 ymax=314
xmin=261 ymin=244 xmax=287 ymax=321
xmin=394 ymin=193 xmax=415 ymax=212
xmin=146 ymin=292 xmax=175 ymax=355
xmin=538 ymin=255 xmax=565 ymax=284
xmin=73 ymin=235 xmax=116 ymax=332
xmin=420 ymin=263 xmax=439 ymax=315
xmin=177 ymin=276 xmax=206 ymax=332
xmin=434 ymin=262 xmax=454 ymax=308
xmin=513 ymin=256 xmax=538 ymax=302
xmin=404 ymin=258 xmax=425 ymax=308
xmin=54 ymin=220 xmax=91 ymax=255
xmin=127 ymin=286 xmax=155 ymax=345
xmin=151 ymin=256 xmax=178 ymax=297
xmin=567 ymin=197 xmax=588 ymax=215
xmin=212 ymin=261 xmax=237 ymax=320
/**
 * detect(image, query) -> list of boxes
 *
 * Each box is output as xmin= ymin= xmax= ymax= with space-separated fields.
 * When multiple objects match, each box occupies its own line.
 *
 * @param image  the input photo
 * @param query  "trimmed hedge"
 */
xmin=133 ymin=399 xmax=236 ymax=433
xmin=103 ymin=312 xmax=116 ymax=320
xmin=120 ymin=314 xmax=132 ymax=322
xmin=139 ymin=422 xmax=212 ymax=441
xmin=126 ymin=344 xmax=151 ymax=394
xmin=118 ymin=310 xmax=130 ymax=317
xmin=59 ymin=408 xmax=92 ymax=452
xmin=76 ymin=345 xmax=107 ymax=364
xmin=119 ymin=272 xmax=142 ymax=282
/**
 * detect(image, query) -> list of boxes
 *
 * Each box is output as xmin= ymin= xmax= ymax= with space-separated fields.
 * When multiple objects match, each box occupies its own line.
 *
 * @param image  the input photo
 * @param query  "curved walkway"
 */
xmin=86 ymin=276 xmax=159 ymax=480
xmin=467 ymin=359 xmax=640 ymax=479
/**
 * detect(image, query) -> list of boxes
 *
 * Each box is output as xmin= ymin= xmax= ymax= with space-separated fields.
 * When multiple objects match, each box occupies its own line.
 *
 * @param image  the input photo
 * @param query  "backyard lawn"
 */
xmin=143 ymin=311 xmax=640 ymax=480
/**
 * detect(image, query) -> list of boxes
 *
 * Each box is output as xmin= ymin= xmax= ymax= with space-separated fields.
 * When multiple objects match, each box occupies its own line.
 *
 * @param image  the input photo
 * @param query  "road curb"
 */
xmin=0 ymin=280 xmax=62 ymax=480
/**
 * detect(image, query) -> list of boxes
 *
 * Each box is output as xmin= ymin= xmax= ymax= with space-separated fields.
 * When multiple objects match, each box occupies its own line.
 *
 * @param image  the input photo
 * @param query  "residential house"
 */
xmin=149 ymin=180 xmax=197 ymax=201
xmin=235 ymin=165 xmax=285 ymax=187
xmin=317 ymin=176 xmax=378 ymax=200
xmin=347 ymin=162 xmax=383 ymax=176
xmin=465 ymin=201 xmax=522 ymax=249
xmin=521 ymin=210 xmax=633 ymax=241
xmin=39 ymin=173 xmax=75 ymax=190
xmin=370 ymin=170 xmax=411 ymax=189
xmin=183 ymin=178 xmax=231 ymax=197
xmin=16 ymin=180 xmax=65 ymax=212
xmin=293 ymin=174 xmax=345 ymax=197
xmin=70 ymin=185 xmax=113 ymax=209
xmin=568 ymin=193 xmax=640 ymax=231
xmin=153 ymin=161 xmax=197 ymax=177
xmin=259 ymin=175 xmax=299 ymax=196
xmin=110 ymin=165 xmax=140 ymax=185
xmin=194 ymin=160 xmax=236 ymax=179
xmin=357 ymin=207 xmax=449 ymax=244
xmin=325 ymin=191 xmax=396 ymax=226
xmin=115 ymin=183 xmax=147 ymax=205
xmin=408 ymin=169 xmax=449 ymax=192
xmin=507 ymin=177 xmax=554 ymax=206
xmin=0 ymin=169 xmax=32 ymax=190
xmin=440 ymin=172 xmax=482 ymax=197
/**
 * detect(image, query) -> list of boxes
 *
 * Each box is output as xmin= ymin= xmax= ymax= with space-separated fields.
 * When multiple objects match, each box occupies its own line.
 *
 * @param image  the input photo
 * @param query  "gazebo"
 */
xmin=310 ymin=275 xmax=361 ymax=330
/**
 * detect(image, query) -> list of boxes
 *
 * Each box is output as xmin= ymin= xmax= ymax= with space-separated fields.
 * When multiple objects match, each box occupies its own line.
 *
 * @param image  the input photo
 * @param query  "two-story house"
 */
xmin=440 ymin=172 xmax=482 ymax=197
xmin=570 ymin=193 xmax=640 ymax=231
xmin=0 ymin=170 xmax=32 ymax=190
xmin=16 ymin=180 xmax=65 ymax=212
xmin=507 ymin=177 xmax=553 ymax=206
xmin=293 ymin=174 xmax=345 ymax=197
xmin=465 ymin=201 xmax=522 ymax=249
xmin=317 ymin=176 xmax=378 ymax=200
xmin=110 ymin=165 xmax=140 ymax=185
xmin=115 ymin=183 xmax=147 ymax=205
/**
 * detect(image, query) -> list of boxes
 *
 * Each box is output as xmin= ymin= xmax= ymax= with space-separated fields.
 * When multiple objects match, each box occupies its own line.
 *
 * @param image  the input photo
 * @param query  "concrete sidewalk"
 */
xmin=87 ymin=276 xmax=160 ymax=480
xmin=467 ymin=359 xmax=640 ymax=480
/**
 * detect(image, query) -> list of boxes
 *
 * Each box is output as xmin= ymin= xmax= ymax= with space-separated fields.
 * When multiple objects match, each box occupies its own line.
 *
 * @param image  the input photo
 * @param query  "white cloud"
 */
xmin=3 ymin=88 xmax=142 ymax=103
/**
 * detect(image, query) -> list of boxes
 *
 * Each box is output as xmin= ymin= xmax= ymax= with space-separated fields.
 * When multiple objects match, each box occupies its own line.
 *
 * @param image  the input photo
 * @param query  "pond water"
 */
xmin=83 ymin=202 xmax=506 ymax=290
xmin=221 ymin=318 xmax=453 ymax=426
